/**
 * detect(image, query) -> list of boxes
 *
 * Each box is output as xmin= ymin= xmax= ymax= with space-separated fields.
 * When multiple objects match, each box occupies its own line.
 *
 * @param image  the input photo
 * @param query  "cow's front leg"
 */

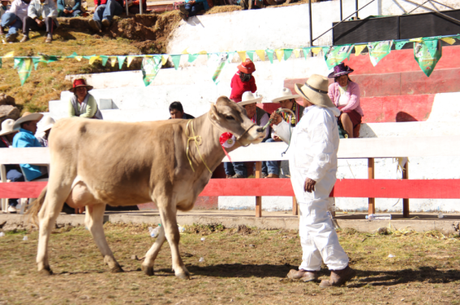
xmin=141 ymin=225 xmax=166 ymax=276
xmin=85 ymin=203 xmax=123 ymax=272
xmin=157 ymin=201 xmax=189 ymax=279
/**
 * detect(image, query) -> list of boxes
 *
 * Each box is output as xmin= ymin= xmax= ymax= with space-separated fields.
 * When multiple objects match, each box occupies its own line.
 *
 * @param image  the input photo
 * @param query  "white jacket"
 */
xmin=8 ymin=0 xmax=29 ymax=21
xmin=273 ymin=105 xmax=340 ymax=202
xmin=27 ymin=0 xmax=57 ymax=20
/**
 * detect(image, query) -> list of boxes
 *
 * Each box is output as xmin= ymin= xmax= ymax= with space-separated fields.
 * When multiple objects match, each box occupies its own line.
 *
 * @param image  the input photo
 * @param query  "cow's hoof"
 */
xmin=110 ymin=264 xmax=124 ymax=273
xmin=38 ymin=267 xmax=53 ymax=276
xmin=141 ymin=265 xmax=154 ymax=276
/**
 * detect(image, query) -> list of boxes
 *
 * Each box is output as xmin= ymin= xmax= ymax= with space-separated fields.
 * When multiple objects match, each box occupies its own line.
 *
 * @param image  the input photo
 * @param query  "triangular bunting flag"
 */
xmin=32 ymin=58 xmax=40 ymax=70
xmin=3 ymin=51 xmax=14 ymax=59
xmin=227 ymin=51 xmax=236 ymax=63
xmin=188 ymin=53 xmax=199 ymax=63
xmin=14 ymin=58 xmax=20 ymax=69
xmin=89 ymin=56 xmax=100 ymax=65
xmin=181 ymin=48 xmax=189 ymax=54
xmin=354 ymin=44 xmax=367 ymax=56
xmin=210 ymin=53 xmax=228 ymax=84
xmin=275 ymin=49 xmax=284 ymax=62
xmin=67 ymin=52 xmax=78 ymax=58
xmin=302 ymin=48 xmax=311 ymax=59
xmin=171 ymin=54 xmax=181 ymax=70
xmin=0 ymin=58 xmax=2 ymax=69
xmin=246 ymin=50 xmax=255 ymax=62
xmin=255 ymin=50 xmax=265 ymax=61
xmin=237 ymin=51 xmax=246 ymax=62
xmin=368 ymin=40 xmax=393 ymax=66
xmin=110 ymin=56 xmax=117 ymax=67
xmin=395 ymin=41 xmax=408 ymax=50
xmin=198 ymin=51 xmax=207 ymax=55
xmin=161 ymin=55 xmax=168 ymax=65
xmin=127 ymin=56 xmax=135 ymax=67
xmin=293 ymin=49 xmax=301 ymax=58
xmin=142 ymin=55 xmax=163 ymax=86
xmin=17 ymin=58 xmax=33 ymax=86
xmin=266 ymin=49 xmax=274 ymax=64
xmin=441 ymin=37 xmax=455 ymax=45
xmin=117 ymin=56 xmax=126 ymax=69
xmin=414 ymin=40 xmax=442 ymax=77
xmin=311 ymin=47 xmax=322 ymax=55
xmin=324 ymin=45 xmax=353 ymax=69
xmin=409 ymin=37 xmax=423 ymax=43
xmin=101 ymin=56 xmax=109 ymax=66
xmin=283 ymin=49 xmax=293 ymax=61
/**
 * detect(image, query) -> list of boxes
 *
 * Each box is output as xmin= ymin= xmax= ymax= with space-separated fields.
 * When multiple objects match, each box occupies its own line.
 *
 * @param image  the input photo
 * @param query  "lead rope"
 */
xmin=185 ymin=120 xmax=213 ymax=174
xmin=262 ymin=108 xmax=296 ymax=156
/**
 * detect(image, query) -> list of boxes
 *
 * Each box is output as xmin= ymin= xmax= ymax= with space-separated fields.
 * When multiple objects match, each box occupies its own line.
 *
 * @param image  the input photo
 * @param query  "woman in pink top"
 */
xmin=328 ymin=63 xmax=363 ymax=138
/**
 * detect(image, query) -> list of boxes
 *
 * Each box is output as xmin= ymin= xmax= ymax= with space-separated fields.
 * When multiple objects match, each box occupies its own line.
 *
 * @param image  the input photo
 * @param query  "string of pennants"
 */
xmin=1 ymin=34 xmax=459 ymax=86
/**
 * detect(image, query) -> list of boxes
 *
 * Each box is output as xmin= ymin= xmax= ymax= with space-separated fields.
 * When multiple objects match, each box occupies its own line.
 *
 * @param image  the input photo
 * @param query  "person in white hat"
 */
xmin=35 ymin=115 xmax=55 ymax=147
xmin=0 ymin=119 xmax=24 ymax=213
xmin=224 ymin=91 xmax=269 ymax=178
xmin=270 ymin=74 xmax=356 ymax=287
xmin=12 ymin=112 xmax=48 ymax=181
xmin=261 ymin=88 xmax=301 ymax=178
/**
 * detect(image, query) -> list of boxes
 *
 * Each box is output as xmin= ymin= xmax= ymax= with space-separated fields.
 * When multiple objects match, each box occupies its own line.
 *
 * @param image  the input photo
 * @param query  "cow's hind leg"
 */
xmin=157 ymin=199 xmax=189 ymax=279
xmin=36 ymin=185 xmax=70 ymax=275
xmin=85 ymin=204 xmax=123 ymax=272
xmin=141 ymin=225 xmax=166 ymax=276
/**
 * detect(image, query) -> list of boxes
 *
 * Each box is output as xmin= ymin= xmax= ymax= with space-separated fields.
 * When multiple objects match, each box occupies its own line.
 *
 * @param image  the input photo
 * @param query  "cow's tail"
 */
xmin=27 ymin=186 xmax=47 ymax=227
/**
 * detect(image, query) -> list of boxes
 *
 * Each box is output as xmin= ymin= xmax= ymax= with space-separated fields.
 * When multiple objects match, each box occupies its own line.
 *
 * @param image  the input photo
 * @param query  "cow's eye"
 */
xmin=225 ymin=116 xmax=235 ymax=120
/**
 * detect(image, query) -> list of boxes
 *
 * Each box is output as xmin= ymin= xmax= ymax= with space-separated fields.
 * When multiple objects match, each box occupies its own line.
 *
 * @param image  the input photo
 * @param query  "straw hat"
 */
xmin=13 ymin=112 xmax=44 ymax=130
xmin=69 ymin=78 xmax=93 ymax=93
xmin=271 ymin=88 xmax=301 ymax=103
xmin=327 ymin=62 xmax=354 ymax=78
xmin=37 ymin=116 xmax=55 ymax=133
xmin=237 ymin=58 xmax=256 ymax=74
xmin=294 ymin=74 xmax=334 ymax=108
xmin=0 ymin=119 xmax=17 ymax=137
xmin=238 ymin=91 xmax=263 ymax=106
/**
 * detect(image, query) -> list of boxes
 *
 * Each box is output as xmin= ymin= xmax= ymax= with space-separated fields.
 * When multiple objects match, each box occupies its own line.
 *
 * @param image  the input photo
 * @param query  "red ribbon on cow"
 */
xmin=219 ymin=132 xmax=235 ymax=163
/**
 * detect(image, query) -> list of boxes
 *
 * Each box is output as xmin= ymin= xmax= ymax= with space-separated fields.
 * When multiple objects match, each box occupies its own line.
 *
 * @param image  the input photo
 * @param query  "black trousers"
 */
xmin=22 ymin=16 xmax=56 ymax=35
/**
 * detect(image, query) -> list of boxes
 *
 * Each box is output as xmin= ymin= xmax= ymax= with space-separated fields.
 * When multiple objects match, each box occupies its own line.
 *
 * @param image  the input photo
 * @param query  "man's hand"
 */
xmin=64 ymin=8 xmax=69 ymax=13
xmin=36 ymin=19 xmax=44 ymax=27
xmin=304 ymin=178 xmax=316 ymax=193
xmin=273 ymin=135 xmax=281 ymax=141
xmin=269 ymin=112 xmax=282 ymax=126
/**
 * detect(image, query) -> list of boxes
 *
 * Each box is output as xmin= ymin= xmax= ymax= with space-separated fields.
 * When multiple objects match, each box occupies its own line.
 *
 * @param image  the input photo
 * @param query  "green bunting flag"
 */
xmin=101 ymin=56 xmax=109 ymax=67
xmin=368 ymin=40 xmax=393 ymax=66
xmin=246 ymin=50 xmax=255 ymax=62
xmin=188 ymin=53 xmax=199 ymax=63
xmin=17 ymin=58 xmax=33 ymax=86
xmin=142 ymin=55 xmax=163 ymax=86
xmin=302 ymin=47 xmax=311 ymax=60
xmin=283 ymin=49 xmax=293 ymax=61
xmin=395 ymin=40 xmax=408 ymax=50
xmin=266 ymin=49 xmax=274 ymax=64
xmin=210 ymin=53 xmax=228 ymax=84
xmin=0 ymin=58 xmax=2 ymax=69
xmin=32 ymin=58 xmax=40 ymax=70
xmin=171 ymin=54 xmax=181 ymax=70
xmin=14 ymin=58 xmax=20 ymax=69
xmin=117 ymin=56 xmax=126 ymax=69
xmin=324 ymin=45 xmax=354 ymax=69
xmin=226 ymin=51 xmax=236 ymax=63
xmin=414 ymin=39 xmax=442 ymax=77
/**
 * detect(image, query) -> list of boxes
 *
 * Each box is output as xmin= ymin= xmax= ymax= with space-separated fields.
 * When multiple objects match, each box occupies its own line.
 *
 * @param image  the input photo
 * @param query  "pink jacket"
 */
xmin=328 ymin=81 xmax=364 ymax=116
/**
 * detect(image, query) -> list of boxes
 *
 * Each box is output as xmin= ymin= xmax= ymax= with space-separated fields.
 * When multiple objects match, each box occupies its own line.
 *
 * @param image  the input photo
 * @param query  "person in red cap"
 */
xmin=68 ymin=78 xmax=103 ymax=119
xmin=229 ymin=58 xmax=257 ymax=103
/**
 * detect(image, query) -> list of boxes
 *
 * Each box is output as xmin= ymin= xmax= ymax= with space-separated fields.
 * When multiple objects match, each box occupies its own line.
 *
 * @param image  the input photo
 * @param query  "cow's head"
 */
xmin=209 ymin=96 xmax=266 ymax=146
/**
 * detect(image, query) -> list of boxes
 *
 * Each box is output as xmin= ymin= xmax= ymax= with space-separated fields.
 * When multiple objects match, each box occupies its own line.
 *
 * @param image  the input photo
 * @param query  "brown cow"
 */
xmin=30 ymin=97 xmax=265 ymax=279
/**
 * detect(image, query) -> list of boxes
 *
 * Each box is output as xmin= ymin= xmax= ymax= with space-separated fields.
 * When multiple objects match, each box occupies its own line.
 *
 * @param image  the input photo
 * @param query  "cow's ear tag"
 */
xmin=220 ymin=132 xmax=235 ymax=148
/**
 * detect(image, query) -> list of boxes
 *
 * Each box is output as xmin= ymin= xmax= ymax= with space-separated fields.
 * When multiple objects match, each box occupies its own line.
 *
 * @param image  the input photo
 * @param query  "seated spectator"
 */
xmin=0 ymin=0 xmax=11 ymax=34
xmin=327 ymin=63 xmax=363 ymax=138
xmin=229 ymin=58 xmax=257 ymax=102
xmin=0 ymin=119 xmax=24 ymax=213
xmin=179 ymin=0 xmax=208 ymax=21
xmin=1 ymin=0 xmax=30 ymax=42
xmin=88 ymin=0 xmax=123 ymax=32
xmin=12 ymin=112 xmax=48 ymax=181
xmin=225 ymin=91 xmax=269 ymax=178
xmin=35 ymin=115 xmax=55 ymax=147
xmin=21 ymin=0 xmax=58 ymax=43
xmin=57 ymin=0 xmax=81 ymax=17
xmin=127 ymin=0 xmax=146 ymax=14
xmin=262 ymin=87 xmax=301 ymax=178
xmin=68 ymin=78 xmax=103 ymax=119
xmin=169 ymin=101 xmax=195 ymax=119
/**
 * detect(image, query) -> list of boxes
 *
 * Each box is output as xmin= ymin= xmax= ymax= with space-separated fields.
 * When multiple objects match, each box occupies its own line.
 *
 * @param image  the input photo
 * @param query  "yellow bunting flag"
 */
xmin=199 ymin=50 xmax=207 ymax=55
xmin=89 ymin=56 xmax=100 ymax=65
xmin=237 ymin=51 xmax=246 ymax=62
xmin=293 ymin=49 xmax=301 ymax=58
xmin=74 ymin=56 xmax=82 ymax=61
xmin=127 ymin=56 xmax=135 ymax=67
xmin=275 ymin=49 xmax=284 ymax=62
xmin=354 ymin=44 xmax=367 ymax=56
xmin=110 ymin=56 xmax=117 ymax=67
xmin=255 ymin=50 xmax=265 ymax=61
xmin=311 ymin=47 xmax=322 ymax=55
xmin=181 ymin=48 xmax=189 ymax=54
xmin=3 ymin=51 xmax=14 ymax=59
xmin=441 ymin=37 xmax=455 ymax=45
xmin=161 ymin=55 xmax=168 ymax=65
xmin=409 ymin=37 xmax=423 ymax=42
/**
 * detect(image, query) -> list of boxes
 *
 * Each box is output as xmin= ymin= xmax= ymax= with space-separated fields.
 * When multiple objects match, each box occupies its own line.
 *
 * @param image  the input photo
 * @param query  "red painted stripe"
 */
xmin=2 ymin=179 xmax=460 ymax=199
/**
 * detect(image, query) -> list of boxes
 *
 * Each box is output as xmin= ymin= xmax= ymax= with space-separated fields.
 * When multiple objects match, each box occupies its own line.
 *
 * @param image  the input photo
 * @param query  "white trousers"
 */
xmin=298 ymin=194 xmax=349 ymax=271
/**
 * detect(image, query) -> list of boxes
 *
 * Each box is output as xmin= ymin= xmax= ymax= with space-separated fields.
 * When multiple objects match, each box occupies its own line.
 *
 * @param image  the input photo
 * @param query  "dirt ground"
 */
xmin=1 ymin=223 xmax=460 ymax=304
